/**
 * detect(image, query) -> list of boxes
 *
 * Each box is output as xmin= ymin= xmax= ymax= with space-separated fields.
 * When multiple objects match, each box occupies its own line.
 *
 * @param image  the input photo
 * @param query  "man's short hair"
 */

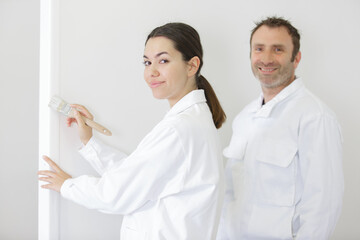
xmin=250 ymin=17 xmax=300 ymax=61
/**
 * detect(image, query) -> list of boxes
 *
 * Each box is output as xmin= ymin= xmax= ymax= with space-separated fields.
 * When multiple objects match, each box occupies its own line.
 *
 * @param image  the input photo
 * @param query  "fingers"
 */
xmin=71 ymin=109 xmax=93 ymax=145
xmin=67 ymin=117 xmax=77 ymax=127
xmin=38 ymin=176 xmax=51 ymax=182
xmin=73 ymin=109 xmax=86 ymax=128
xmin=70 ymin=104 xmax=93 ymax=119
xmin=42 ymin=155 xmax=62 ymax=172
xmin=65 ymin=104 xmax=93 ymax=145
xmin=38 ymin=170 xmax=57 ymax=178
xmin=40 ymin=184 xmax=53 ymax=190
xmin=38 ymin=168 xmax=59 ymax=191
xmin=66 ymin=104 xmax=94 ymax=128
xmin=66 ymin=104 xmax=93 ymax=127
xmin=38 ymin=176 xmax=55 ymax=188
xmin=39 ymin=180 xmax=58 ymax=191
xmin=38 ymin=156 xmax=72 ymax=193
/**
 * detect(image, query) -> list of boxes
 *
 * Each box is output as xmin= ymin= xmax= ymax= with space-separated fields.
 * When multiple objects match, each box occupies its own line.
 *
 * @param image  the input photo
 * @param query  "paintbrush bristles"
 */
xmin=48 ymin=95 xmax=112 ymax=136
xmin=48 ymin=95 xmax=72 ymax=116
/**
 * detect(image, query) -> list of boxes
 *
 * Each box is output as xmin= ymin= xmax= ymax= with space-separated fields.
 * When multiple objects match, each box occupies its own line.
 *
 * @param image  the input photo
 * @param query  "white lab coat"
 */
xmin=217 ymin=79 xmax=344 ymax=240
xmin=61 ymin=90 xmax=224 ymax=240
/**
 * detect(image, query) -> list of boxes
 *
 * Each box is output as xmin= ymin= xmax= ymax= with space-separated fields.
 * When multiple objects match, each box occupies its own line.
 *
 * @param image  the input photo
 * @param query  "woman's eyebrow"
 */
xmin=143 ymin=51 xmax=169 ymax=59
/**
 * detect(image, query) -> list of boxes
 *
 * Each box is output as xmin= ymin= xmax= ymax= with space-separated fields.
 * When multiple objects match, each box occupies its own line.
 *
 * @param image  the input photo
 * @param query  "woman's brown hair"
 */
xmin=146 ymin=22 xmax=226 ymax=128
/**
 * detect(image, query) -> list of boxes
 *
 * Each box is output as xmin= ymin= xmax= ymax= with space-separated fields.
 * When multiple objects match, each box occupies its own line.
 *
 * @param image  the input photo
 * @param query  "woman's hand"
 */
xmin=38 ymin=156 xmax=72 ymax=193
xmin=67 ymin=104 xmax=93 ymax=145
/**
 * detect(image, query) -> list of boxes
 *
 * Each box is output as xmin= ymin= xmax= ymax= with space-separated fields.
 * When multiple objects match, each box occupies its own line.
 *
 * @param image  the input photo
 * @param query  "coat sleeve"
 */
xmin=295 ymin=113 xmax=344 ymax=239
xmin=78 ymin=136 xmax=128 ymax=175
xmin=61 ymin=125 xmax=186 ymax=215
xmin=216 ymin=157 xmax=237 ymax=240
xmin=216 ymin=123 xmax=247 ymax=240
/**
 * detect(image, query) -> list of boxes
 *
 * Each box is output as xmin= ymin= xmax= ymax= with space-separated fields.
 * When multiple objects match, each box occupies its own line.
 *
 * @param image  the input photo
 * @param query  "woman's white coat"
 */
xmin=61 ymin=90 xmax=224 ymax=240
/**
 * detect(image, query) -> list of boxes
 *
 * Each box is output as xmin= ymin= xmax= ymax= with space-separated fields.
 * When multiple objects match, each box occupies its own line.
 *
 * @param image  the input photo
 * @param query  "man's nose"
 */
xmin=261 ymin=51 xmax=274 ymax=65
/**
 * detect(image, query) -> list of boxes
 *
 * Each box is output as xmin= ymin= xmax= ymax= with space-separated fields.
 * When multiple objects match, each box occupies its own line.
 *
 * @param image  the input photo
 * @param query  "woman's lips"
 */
xmin=150 ymin=81 xmax=165 ymax=88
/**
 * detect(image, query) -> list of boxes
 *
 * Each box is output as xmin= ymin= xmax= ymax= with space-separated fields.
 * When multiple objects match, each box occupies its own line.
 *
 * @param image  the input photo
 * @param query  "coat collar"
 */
xmin=250 ymin=78 xmax=304 ymax=118
xmin=165 ymin=89 xmax=206 ymax=118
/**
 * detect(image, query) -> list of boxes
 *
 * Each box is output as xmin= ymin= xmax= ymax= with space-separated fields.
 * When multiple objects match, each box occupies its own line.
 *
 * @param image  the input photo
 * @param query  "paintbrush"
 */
xmin=48 ymin=95 xmax=112 ymax=136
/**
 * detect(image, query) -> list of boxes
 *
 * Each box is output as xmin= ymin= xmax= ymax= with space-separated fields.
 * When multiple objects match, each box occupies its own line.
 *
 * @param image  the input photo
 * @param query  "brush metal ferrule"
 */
xmin=59 ymin=103 xmax=72 ymax=116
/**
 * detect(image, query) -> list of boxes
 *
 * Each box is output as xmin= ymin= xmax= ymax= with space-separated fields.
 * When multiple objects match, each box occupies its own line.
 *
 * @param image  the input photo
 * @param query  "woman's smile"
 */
xmin=149 ymin=81 xmax=165 ymax=88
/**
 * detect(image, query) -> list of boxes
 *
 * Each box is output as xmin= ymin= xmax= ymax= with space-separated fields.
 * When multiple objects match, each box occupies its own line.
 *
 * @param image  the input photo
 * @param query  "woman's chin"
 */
xmin=151 ymin=92 xmax=166 ymax=100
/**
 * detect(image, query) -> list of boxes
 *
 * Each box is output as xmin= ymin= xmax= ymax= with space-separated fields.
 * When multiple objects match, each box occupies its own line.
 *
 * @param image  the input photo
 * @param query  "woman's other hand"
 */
xmin=38 ymin=155 xmax=72 ymax=193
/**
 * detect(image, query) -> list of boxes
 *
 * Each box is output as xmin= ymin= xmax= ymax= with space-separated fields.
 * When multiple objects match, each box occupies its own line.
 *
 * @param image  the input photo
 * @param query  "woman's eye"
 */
xmin=143 ymin=61 xmax=151 ymax=66
xmin=160 ymin=59 xmax=169 ymax=64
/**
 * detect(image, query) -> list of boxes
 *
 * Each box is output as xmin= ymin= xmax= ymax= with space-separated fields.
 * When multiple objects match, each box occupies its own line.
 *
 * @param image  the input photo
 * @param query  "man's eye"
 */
xmin=275 ymin=48 xmax=283 ymax=52
xmin=143 ymin=61 xmax=151 ymax=66
xmin=254 ymin=48 xmax=262 ymax=52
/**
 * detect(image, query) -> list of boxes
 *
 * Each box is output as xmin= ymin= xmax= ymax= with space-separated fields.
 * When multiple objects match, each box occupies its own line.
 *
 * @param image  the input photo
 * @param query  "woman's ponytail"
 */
xmin=197 ymin=75 xmax=226 ymax=129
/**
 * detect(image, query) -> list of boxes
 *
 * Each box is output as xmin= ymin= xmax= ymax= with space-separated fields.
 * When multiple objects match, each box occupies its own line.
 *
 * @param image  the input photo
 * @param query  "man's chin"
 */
xmin=256 ymin=76 xmax=279 ymax=88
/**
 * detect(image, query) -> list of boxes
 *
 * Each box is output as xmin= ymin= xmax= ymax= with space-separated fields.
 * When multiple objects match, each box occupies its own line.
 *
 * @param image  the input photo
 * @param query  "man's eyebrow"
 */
xmin=251 ymin=43 xmax=286 ymax=48
xmin=272 ymin=44 xmax=286 ymax=48
xmin=252 ymin=43 xmax=264 ymax=48
xmin=143 ymin=51 xmax=169 ymax=59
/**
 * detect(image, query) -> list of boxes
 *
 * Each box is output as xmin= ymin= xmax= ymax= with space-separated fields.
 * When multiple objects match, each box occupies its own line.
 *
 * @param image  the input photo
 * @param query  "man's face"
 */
xmin=250 ymin=26 xmax=300 ymax=90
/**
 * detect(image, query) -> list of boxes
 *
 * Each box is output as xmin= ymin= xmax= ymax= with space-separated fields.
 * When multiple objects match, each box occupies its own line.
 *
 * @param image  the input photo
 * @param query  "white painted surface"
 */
xmin=53 ymin=1 xmax=360 ymax=239
xmin=0 ymin=0 xmax=39 ymax=239
xmin=38 ymin=0 xmax=60 ymax=239
xmin=1 ymin=0 xmax=359 ymax=239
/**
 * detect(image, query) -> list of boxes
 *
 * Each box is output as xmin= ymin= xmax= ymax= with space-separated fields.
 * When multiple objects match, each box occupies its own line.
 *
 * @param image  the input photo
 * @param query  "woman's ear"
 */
xmin=187 ymin=56 xmax=200 ymax=78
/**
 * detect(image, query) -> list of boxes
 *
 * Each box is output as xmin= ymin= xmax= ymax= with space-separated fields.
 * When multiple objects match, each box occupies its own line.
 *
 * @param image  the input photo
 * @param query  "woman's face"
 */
xmin=143 ymin=36 xmax=197 ymax=107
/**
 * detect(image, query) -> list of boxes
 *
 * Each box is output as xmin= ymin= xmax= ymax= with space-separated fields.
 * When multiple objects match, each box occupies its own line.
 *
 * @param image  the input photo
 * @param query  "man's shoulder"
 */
xmin=231 ymin=98 xmax=259 ymax=127
xmin=293 ymin=87 xmax=337 ymax=118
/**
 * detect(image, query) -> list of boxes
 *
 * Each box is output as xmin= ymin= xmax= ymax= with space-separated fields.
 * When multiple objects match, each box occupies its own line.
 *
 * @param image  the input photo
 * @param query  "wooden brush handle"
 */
xmin=68 ymin=108 xmax=112 ymax=136
xmin=83 ymin=117 xmax=112 ymax=136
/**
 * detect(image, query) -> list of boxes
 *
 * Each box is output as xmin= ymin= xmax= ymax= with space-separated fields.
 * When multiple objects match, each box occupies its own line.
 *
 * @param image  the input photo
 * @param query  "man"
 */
xmin=217 ymin=17 xmax=344 ymax=239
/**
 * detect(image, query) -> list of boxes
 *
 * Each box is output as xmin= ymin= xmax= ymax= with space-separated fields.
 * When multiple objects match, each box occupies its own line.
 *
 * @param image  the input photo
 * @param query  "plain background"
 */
xmin=1 ymin=0 xmax=359 ymax=239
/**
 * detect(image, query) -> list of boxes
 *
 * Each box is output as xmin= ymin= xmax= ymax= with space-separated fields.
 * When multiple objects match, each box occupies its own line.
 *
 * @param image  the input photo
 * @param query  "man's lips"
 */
xmin=149 ymin=81 xmax=165 ymax=88
xmin=258 ymin=66 xmax=278 ymax=74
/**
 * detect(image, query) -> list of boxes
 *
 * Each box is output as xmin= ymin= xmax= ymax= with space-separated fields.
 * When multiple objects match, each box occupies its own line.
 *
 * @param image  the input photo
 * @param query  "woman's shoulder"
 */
xmin=164 ymin=103 xmax=216 ymax=138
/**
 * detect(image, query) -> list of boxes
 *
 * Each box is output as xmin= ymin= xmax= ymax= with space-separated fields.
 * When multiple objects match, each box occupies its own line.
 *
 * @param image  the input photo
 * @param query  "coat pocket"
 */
xmin=254 ymin=139 xmax=297 ymax=207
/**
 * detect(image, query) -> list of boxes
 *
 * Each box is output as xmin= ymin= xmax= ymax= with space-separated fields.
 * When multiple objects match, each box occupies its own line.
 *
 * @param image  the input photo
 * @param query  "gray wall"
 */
xmin=0 ymin=0 xmax=39 ymax=239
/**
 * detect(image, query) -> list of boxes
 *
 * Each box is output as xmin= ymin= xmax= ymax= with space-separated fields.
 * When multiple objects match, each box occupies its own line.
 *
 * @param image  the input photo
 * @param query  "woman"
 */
xmin=39 ymin=22 xmax=226 ymax=239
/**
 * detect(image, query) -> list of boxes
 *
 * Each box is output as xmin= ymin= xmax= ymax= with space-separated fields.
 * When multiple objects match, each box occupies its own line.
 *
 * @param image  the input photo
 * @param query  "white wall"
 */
xmin=50 ymin=0 xmax=360 ymax=239
xmin=1 ymin=0 xmax=359 ymax=239
xmin=0 ymin=0 xmax=39 ymax=239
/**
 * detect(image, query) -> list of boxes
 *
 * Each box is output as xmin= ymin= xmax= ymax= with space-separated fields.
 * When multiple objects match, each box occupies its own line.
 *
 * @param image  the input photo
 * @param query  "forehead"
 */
xmin=251 ymin=26 xmax=293 ymax=47
xmin=144 ymin=36 xmax=176 ymax=56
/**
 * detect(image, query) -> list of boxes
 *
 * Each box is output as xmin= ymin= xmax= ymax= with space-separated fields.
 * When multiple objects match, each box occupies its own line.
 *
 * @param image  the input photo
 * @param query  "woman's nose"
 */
xmin=149 ymin=64 xmax=160 ymax=77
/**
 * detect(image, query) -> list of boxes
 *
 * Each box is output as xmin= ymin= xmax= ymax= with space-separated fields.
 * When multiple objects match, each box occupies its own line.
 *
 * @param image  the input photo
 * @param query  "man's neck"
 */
xmin=261 ymin=77 xmax=296 ymax=104
xmin=262 ymin=86 xmax=283 ymax=103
